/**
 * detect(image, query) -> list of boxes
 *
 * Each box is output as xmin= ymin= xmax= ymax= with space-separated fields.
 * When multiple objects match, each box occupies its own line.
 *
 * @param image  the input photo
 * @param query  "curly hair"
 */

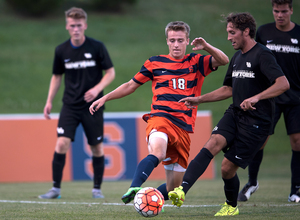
xmin=225 ymin=12 xmax=256 ymax=39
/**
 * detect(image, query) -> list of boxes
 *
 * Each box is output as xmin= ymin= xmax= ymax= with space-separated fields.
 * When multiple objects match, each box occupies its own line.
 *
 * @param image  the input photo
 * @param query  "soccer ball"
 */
xmin=133 ymin=187 xmax=164 ymax=217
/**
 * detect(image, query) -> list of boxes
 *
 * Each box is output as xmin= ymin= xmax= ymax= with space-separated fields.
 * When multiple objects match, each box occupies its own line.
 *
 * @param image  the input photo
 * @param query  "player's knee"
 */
xmin=205 ymin=134 xmax=226 ymax=155
xmin=55 ymin=137 xmax=71 ymax=153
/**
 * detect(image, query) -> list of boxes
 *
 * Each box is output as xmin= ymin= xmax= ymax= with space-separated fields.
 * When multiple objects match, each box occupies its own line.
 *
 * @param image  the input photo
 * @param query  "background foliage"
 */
xmin=4 ymin=0 xmax=137 ymax=16
xmin=0 ymin=0 xmax=299 ymax=153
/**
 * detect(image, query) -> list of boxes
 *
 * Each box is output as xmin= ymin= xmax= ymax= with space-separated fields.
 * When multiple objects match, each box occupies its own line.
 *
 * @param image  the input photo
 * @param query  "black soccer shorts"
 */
xmin=57 ymin=104 xmax=104 ymax=146
xmin=271 ymin=103 xmax=300 ymax=135
xmin=212 ymin=106 xmax=269 ymax=169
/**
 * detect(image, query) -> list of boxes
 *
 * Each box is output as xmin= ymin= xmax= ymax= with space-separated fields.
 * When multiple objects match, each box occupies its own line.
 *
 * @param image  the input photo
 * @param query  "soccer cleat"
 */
xmin=168 ymin=186 xmax=185 ymax=207
xmin=237 ymin=182 xmax=259 ymax=201
xmin=38 ymin=189 xmax=61 ymax=199
xmin=121 ymin=187 xmax=142 ymax=204
xmin=92 ymin=189 xmax=105 ymax=198
xmin=214 ymin=202 xmax=239 ymax=216
xmin=288 ymin=190 xmax=300 ymax=203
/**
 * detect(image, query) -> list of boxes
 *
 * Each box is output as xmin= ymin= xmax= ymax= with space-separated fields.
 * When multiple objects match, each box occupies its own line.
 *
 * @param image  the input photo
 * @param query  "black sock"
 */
xmin=52 ymin=152 xmax=66 ymax=188
xmin=248 ymin=149 xmax=263 ymax=186
xmin=223 ymin=174 xmax=239 ymax=207
xmin=157 ymin=183 xmax=168 ymax=201
xmin=291 ymin=150 xmax=300 ymax=195
xmin=130 ymin=154 xmax=159 ymax=187
xmin=181 ymin=148 xmax=213 ymax=194
xmin=93 ymin=156 xmax=105 ymax=189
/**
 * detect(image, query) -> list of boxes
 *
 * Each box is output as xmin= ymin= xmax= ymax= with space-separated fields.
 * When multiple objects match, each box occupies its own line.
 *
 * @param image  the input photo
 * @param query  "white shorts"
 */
xmin=164 ymin=162 xmax=186 ymax=172
xmin=148 ymin=129 xmax=168 ymax=144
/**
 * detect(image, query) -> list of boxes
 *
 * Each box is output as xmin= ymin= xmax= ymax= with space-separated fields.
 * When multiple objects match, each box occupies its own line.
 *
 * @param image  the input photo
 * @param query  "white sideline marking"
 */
xmin=0 ymin=200 xmax=299 ymax=207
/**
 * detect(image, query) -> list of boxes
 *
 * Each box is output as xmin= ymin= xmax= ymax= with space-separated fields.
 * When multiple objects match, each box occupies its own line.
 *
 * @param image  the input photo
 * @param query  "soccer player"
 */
xmin=238 ymin=0 xmax=300 ymax=203
xmin=168 ymin=12 xmax=290 ymax=216
xmin=38 ymin=7 xmax=115 ymax=199
xmin=89 ymin=21 xmax=229 ymax=203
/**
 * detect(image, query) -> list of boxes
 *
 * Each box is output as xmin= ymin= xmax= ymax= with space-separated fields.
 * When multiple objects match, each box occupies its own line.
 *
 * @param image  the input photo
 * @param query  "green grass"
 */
xmin=0 ymin=154 xmax=298 ymax=219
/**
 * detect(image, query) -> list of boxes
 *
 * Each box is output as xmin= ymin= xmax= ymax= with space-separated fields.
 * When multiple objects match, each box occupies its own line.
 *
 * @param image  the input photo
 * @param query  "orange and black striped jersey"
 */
xmin=133 ymin=53 xmax=216 ymax=133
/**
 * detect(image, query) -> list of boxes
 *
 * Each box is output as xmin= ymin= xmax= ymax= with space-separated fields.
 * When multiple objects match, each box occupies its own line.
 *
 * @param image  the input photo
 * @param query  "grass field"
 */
xmin=0 ymin=153 xmax=298 ymax=219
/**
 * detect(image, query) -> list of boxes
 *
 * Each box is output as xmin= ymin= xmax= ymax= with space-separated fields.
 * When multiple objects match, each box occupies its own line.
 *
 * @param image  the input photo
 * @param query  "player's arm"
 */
xmin=84 ymin=67 xmax=116 ymax=103
xmin=89 ymin=79 xmax=141 ymax=114
xmin=179 ymin=85 xmax=232 ymax=108
xmin=191 ymin=37 xmax=229 ymax=68
xmin=44 ymin=74 xmax=63 ymax=119
xmin=240 ymin=75 xmax=290 ymax=111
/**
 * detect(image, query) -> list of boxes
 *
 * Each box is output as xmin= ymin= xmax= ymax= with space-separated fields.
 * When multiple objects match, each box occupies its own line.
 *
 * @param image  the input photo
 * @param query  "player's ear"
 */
xmin=244 ymin=28 xmax=250 ymax=37
xmin=187 ymin=38 xmax=189 ymax=45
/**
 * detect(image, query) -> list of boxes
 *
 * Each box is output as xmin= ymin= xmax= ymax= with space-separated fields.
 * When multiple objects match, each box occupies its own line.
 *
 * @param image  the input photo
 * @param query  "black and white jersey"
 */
xmin=223 ymin=43 xmax=284 ymax=124
xmin=256 ymin=22 xmax=300 ymax=104
xmin=52 ymin=36 xmax=113 ymax=109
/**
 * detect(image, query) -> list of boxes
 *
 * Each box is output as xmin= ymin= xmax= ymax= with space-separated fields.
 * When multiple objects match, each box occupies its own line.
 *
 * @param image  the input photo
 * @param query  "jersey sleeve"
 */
xmin=259 ymin=49 xmax=285 ymax=83
xmin=97 ymin=42 xmax=114 ymax=70
xmin=132 ymin=59 xmax=153 ymax=84
xmin=197 ymin=54 xmax=216 ymax=77
xmin=52 ymin=47 xmax=65 ymax=75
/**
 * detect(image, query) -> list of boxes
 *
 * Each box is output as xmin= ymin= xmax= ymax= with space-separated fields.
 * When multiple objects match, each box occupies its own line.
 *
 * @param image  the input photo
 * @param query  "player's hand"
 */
xmin=178 ymin=97 xmax=200 ymax=109
xmin=89 ymin=97 xmax=106 ymax=115
xmin=240 ymin=97 xmax=258 ymax=111
xmin=191 ymin=37 xmax=207 ymax=51
xmin=84 ymin=88 xmax=99 ymax=103
xmin=43 ymin=103 xmax=52 ymax=120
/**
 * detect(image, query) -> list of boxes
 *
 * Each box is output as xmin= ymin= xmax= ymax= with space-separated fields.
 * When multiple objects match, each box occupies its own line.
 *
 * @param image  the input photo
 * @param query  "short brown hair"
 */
xmin=65 ymin=7 xmax=87 ymax=21
xmin=165 ymin=21 xmax=190 ymax=38
xmin=225 ymin=12 xmax=256 ymax=39
xmin=271 ymin=0 xmax=293 ymax=9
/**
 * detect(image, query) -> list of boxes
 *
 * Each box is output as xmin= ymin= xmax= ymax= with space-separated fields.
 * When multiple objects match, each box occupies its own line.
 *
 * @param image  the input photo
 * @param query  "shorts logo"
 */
xmin=235 ymin=155 xmax=242 ymax=160
xmin=212 ymin=126 xmax=218 ymax=132
xmin=57 ymin=127 xmax=64 ymax=134
xmin=97 ymin=136 xmax=102 ymax=141
xmin=163 ymin=157 xmax=171 ymax=162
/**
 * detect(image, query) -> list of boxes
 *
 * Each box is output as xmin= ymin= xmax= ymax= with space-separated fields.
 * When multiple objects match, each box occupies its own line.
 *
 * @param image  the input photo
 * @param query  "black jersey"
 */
xmin=256 ymin=22 xmax=300 ymax=104
xmin=52 ymin=36 xmax=113 ymax=109
xmin=223 ymin=43 xmax=284 ymax=124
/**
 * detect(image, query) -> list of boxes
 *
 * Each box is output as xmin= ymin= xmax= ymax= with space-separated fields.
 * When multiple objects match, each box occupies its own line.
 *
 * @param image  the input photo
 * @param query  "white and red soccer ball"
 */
xmin=133 ymin=187 xmax=164 ymax=217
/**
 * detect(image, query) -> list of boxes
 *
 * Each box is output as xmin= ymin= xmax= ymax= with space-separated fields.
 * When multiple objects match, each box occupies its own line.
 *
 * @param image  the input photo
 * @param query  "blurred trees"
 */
xmin=4 ymin=0 xmax=138 ymax=17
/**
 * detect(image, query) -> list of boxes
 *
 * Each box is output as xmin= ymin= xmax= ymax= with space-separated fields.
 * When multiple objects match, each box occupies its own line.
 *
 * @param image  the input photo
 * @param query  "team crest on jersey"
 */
xmin=189 ymin=65 xmax=194 ymax=73
xmin=246 ymin=62 xmax=251 ymax=68
xmin=291 ymin=38 xmax=298 ymax=44
xmin=84 ymin=53 xmax=92 ymax=58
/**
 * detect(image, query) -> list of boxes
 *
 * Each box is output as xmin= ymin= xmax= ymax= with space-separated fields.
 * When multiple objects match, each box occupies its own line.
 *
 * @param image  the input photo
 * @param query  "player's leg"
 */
xmin=122 ymin=130 xmax=167 ymax=204
xmin=284 ymin=104 xmax=300 ymax=202
xmin=169 ymin=108 xmax=234 ymax=207
xmin=289 ymin=132 xmax=300 ymax=202
xmin=38 ymin=136 xmax=71 ymax=199
xmin=83 ymin=108 xmax=105 ymax=198
xmin=239 ymin=105 xmax=282 ymax=201
xmin=215 ymin=157 xmax=239 ymax=216
xmin=90 ymin=142 xmax=105 ymax=198
xmin=237 ymin=141 xmax=266 ymax=202
xmin=168 ymin=135 xmax=225 ymax=207
xmin=39 ymin=105 xmax=77 ymax=199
